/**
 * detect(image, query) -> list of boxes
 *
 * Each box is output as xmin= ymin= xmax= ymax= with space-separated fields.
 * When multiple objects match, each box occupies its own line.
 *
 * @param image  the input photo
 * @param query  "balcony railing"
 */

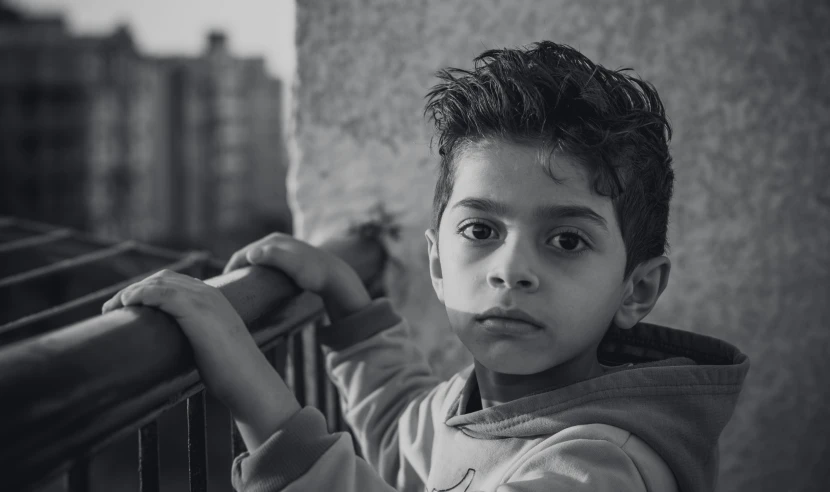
xmin=0 ymin=218 xmax=386 ymax=491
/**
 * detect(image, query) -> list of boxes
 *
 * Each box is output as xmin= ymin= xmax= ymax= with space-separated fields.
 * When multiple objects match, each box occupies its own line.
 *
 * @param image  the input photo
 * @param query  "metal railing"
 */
xmin=0 ymin=232 xmax=386 ymax=491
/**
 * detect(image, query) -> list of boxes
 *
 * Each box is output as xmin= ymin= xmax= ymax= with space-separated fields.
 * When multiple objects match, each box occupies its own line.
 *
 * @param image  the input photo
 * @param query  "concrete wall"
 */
xmin=290 ymin=1 xmax=830 ymax=490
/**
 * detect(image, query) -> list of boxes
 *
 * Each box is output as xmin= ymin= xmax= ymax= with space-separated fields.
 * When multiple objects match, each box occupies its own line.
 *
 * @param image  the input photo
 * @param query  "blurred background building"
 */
xmin=0 ymin=5 xmax=293 ymax=488
xmin=0 ymin=2 xmax=291 ymax=259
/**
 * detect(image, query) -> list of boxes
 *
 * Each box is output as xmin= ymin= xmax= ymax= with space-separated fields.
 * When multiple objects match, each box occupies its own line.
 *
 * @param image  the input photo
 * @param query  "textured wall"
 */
xmin=291 ymin=1 xmax=830 ymax=490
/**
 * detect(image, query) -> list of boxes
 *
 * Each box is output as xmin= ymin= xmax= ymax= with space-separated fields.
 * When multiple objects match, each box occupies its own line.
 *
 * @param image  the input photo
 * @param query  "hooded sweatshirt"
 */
xmin=231 ymin=298 xmax=749 ymax=492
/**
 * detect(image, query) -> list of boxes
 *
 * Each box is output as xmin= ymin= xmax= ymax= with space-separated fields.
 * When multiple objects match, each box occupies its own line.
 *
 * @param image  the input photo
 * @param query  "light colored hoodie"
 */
xmin=231 ymin=298 xmax=749 ymax=492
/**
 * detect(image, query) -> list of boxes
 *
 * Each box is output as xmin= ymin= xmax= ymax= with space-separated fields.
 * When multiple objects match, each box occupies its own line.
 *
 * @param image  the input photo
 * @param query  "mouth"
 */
xmin=475 ymin=307 xmax=545 ymax=331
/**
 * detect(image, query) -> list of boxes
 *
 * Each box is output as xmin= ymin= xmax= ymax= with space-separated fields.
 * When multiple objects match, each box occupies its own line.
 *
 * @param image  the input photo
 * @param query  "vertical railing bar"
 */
xmin=335 ymin=391 xmax=348 ymax=434
xmin=325 ymin=377 xmax=340 ymax=433
xmin=270 ymin=340 xmax=289 ymax=378
xmin=138 ymin=421 xmax=160 ymax=492
xmin=313 ymin=319 xmax=339 ymax=433
xmin=287 ymin=332 xmax=297 ymax=395
xmin=270 ymin=345 xmax=279 ymax=372
xmin=289 ymin=328 xmax=307 ymax=406
xmin=187 ymin=390 xmax=208 ymax=492
xmin=315 ymin=337 xmax=326 ymax=426
xmin=66 ymin=456 xmax=91 ymax=492
xmin=314 ymin=329 xmax=337 ymax=433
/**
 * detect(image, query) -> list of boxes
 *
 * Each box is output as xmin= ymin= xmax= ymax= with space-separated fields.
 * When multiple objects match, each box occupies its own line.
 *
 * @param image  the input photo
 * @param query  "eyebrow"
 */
xmin=451 ymin=197 xmax=609 ymax=233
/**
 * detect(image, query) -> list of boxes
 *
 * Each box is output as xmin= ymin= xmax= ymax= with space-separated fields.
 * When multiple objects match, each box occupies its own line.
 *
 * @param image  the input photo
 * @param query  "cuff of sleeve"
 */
xmin=317 ymin=297 xmax=402 ymax=350
xmin=231 ymin=406 xmax=339 ymax=491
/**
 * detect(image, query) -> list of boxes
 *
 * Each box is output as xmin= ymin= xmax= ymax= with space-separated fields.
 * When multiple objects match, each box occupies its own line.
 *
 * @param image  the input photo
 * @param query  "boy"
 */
xmin=102 ymin=42 xmax=749 ymax=491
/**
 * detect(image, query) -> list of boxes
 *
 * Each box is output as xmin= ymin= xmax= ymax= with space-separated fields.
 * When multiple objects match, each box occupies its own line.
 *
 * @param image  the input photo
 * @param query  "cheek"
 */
xmin=557 ymin=278 xmax=621 ymax=330
xmin=439 ymin=261 xmax=484 ymax=308
xmin=437 ymin=244 xmax=473 ymax=289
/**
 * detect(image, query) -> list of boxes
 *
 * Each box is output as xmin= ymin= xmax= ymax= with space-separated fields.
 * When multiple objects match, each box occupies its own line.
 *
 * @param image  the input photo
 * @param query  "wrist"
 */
xmin=320 ymin=259 xmax=372 ymax=322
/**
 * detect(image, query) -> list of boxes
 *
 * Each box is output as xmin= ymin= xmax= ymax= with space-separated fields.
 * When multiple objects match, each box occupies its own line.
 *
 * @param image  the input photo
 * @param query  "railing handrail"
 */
xmin=0 ymin=235 xmax=385 ymax=491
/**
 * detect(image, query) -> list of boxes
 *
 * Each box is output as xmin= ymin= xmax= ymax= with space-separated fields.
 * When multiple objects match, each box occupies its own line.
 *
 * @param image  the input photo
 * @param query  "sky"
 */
xmin=12 ymin=0 xmax=296 ymax=82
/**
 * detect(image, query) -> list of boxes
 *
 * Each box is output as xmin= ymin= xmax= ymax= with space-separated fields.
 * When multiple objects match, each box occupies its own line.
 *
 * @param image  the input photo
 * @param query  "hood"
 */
xmin=444 ymin=322 xmax=750 ymax=492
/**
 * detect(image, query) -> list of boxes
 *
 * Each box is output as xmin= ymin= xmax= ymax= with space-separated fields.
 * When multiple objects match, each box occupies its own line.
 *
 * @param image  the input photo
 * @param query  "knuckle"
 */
xmin=144 ymin=277 xmax=164 ymax=287
xmin=159 ymin=286 xmax=178 ymax=299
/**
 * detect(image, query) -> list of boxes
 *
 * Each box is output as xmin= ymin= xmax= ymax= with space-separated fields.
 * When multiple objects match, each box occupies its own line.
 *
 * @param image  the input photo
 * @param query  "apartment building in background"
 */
xmin=0 ymin=8 xmax=91 ymax=230
xmin=157 ymin=32 xmax=288 ymax=249
xmin=0 ymin=4 xmax=290 ymax=256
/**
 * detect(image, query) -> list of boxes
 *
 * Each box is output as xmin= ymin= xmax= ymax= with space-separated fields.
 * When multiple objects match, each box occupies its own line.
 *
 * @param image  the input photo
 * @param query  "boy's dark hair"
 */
xmin=424 ymin=41 xmax=674 ymax=281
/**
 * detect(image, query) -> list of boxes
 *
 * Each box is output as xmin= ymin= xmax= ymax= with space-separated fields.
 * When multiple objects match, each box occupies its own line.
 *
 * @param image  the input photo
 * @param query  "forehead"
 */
xmin=449 ymin=140 xmax=613 ymax=218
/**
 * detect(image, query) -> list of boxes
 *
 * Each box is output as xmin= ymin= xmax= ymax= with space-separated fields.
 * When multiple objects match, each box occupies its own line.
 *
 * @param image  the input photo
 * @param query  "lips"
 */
xmin=475 ymin=307 xmax=545 ymax=330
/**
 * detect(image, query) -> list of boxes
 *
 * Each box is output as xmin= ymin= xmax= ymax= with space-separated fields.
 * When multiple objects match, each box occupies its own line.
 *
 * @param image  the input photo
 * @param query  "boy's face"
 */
xmin=426 ymin=140 xmax=628 ymax=375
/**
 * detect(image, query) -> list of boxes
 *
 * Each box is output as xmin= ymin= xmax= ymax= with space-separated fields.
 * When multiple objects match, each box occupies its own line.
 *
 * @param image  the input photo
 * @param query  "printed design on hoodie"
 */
xmin=431 ymin=468 xmax=475 ymax=492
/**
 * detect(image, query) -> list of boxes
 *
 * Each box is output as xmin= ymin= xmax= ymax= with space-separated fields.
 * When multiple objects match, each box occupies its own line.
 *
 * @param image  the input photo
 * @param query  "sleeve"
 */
xmin=231 ymin=406 xmax=398 ymax=491
xmin=320 ymin=298 xmax=444 ymax=487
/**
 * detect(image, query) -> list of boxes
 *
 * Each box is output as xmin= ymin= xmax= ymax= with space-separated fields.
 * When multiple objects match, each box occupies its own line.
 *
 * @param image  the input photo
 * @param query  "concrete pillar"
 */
xmin=291 ymin=1 xmax=830 ymax=490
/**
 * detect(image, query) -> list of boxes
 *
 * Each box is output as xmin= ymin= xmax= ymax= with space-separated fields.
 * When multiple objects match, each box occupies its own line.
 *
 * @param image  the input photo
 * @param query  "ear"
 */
xmin=613 ymin=256 xmax=671 ymax=329
xmin=425 ymin=228 xmax=444 ymax=304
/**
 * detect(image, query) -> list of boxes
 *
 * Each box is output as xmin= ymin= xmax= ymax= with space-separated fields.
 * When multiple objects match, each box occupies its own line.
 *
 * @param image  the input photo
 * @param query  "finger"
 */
xmin=102 ymin=273 xmax=198 ymax=314
xmin=102 ymin=288 xmax=127 ymax=313
xmin=245 ymin=243 xmax=322 ymax=290
xmin=246 ymin=243 xmax=297 ymax=268
xmin=223 ymin=233 xmax=296 ymax=275
xmin=223 ymin=249 xmax=248 ymax=275
xmin=223 ymin=238 xmax=272 ymax=274
xmin=102 ymin=282 xmax=142 ymax=313
xmin=146 ymin=268 xmax=190 ymax=282
xmin=118 ymin=282 xmax=189 ymax=319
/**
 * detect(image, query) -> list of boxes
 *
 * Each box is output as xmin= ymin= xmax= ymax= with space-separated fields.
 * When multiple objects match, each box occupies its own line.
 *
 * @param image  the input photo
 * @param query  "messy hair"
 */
xmin=424 ymin=41 xmax=674 ymax=280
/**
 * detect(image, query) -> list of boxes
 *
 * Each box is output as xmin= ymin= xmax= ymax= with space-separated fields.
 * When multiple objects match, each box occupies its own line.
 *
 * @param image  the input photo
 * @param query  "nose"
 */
xmin=486 ymin=239 xmax=540 ymax=292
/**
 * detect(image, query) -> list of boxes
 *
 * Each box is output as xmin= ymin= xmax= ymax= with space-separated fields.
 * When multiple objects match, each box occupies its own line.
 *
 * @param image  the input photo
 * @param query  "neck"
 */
xmin=473 ymin=349 xmax=605 ymax=409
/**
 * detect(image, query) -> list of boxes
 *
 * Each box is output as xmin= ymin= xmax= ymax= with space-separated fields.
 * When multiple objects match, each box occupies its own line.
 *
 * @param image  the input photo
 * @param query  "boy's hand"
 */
xmin=100 ymin=269 xmax=302 ymax=450
xmin=223 ymin=232 xmax=372 ymax=322
xmin=101 ymin=269 xmax=256 ymax=398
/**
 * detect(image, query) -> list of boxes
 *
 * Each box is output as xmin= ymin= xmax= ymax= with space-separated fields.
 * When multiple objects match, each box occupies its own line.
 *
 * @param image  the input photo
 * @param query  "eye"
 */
xmin=458 ymin=222 xmax=498 ymax=241
xmin=549 ymin=231 xmax=590 ymax=255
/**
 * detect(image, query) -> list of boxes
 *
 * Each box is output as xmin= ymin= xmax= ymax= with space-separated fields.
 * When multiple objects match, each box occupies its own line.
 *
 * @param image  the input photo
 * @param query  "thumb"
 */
xmin=243 ymin=244 xmax=321 ymax=292
xmin=246 ymin=247 xmax=265 ymax=263
xmin=245 ymin=245 xmax=294 ymax=272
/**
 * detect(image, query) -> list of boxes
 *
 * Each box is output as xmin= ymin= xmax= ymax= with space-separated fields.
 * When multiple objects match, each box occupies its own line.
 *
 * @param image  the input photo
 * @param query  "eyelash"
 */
xmin=455 ymin=221 xmax=591 ymax=256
